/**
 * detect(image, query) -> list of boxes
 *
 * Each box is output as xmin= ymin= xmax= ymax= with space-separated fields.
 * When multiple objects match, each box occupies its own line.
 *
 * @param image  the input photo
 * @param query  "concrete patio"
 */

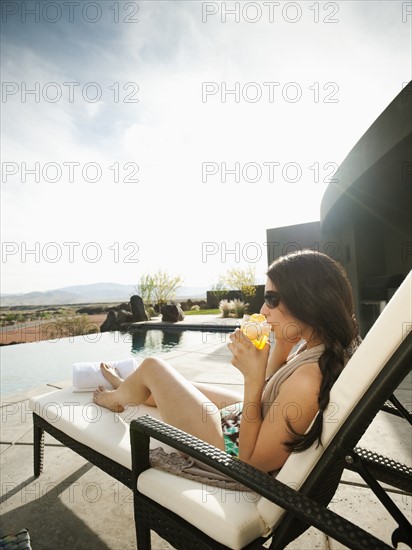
xmin=1 ymin=315 xmax=411 ymax=549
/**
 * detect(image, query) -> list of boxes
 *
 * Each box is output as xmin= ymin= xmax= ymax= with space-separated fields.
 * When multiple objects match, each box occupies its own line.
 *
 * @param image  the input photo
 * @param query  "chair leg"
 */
xmin=33 ymin=416 xmax=44 ymax=477
xmin=134 ymin=492 xmax=152 ymax=549
xmin=135 ymin=517 xmax=151 ymax=550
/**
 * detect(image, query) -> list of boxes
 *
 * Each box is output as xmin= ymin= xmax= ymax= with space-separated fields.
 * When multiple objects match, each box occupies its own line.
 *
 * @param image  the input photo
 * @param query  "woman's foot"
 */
xmin=93 ymin=385 xmax=125 ymax=413
xmin=100 ymin=362 xmax=123 ymax=389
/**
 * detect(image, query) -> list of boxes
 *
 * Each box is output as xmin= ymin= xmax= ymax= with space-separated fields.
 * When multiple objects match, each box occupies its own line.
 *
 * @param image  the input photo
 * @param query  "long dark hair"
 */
xmin=266 ymin=249 xmax=360 ymax=453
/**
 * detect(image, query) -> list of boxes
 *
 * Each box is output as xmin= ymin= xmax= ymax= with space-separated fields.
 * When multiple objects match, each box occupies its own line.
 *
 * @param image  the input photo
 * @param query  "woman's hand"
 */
xmin=228 ymin=328 xmax=269 ymax=382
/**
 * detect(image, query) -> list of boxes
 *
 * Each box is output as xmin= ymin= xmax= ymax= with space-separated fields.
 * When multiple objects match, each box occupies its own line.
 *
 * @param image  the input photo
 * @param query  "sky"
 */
xmin=1 ymin=0 xmax=411 ymax=294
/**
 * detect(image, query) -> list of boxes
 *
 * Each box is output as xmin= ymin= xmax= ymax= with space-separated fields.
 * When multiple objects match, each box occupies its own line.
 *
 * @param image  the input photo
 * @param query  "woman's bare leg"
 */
xmin=94 ymin=357 xmax=226 ymax=450
xmin=191 ymin=382 xmax=242 ymax=410
xmin=99 ymin=363 xmax=242 ymax=409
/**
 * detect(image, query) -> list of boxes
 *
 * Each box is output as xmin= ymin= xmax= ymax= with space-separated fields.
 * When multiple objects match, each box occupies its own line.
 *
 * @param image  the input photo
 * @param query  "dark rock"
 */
xmin=130 ymin=295 xmax=148 ymax=322
xmin=161 ymin=304 xmax=185 ymax=323
xmin=100 ymin=310 xmax=118 ymax=332
xmin=117 ymin=310 xmax=134 ymax=325
xmin=118 ymin=302 xmax=132 ymax=312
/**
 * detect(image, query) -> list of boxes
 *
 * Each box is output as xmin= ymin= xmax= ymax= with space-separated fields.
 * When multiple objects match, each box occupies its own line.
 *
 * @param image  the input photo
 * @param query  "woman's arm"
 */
xmin=240 ymin=363 xmax=321 ymax=471
xmin=227 ymin=329 xmax=270 ymax=465
xmin=237 ymin=369 xmax=266 ymax=464
xmin=228 ymin=329 xmax=320 ymax=472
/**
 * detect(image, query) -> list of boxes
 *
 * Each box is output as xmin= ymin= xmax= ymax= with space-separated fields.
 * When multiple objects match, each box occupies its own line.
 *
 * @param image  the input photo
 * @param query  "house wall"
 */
xmin=265 ymin=87 xmax=411 ymax=336
xmin=265 ymin=221 xmax=327 ymax=266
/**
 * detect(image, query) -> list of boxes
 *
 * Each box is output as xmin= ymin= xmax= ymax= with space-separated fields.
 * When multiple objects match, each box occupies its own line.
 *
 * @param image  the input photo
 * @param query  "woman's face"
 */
xmin=260 ymin=278 xmax=304 ymax=344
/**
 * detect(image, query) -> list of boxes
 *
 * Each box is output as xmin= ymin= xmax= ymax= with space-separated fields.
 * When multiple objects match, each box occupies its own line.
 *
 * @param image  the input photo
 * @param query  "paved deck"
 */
xmin=1 ymin=315 xmax=411 ymax=549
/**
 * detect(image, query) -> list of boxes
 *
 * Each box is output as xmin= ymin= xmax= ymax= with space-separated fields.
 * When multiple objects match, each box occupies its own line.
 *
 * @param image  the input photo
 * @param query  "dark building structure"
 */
xmin=266 ymin=84 xmax=412 ymax=336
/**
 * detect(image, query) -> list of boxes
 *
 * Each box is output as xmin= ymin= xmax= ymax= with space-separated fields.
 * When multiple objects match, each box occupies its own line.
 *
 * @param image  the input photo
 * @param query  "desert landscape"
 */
xmin=0 ymin=305 xmax=110 ymax=346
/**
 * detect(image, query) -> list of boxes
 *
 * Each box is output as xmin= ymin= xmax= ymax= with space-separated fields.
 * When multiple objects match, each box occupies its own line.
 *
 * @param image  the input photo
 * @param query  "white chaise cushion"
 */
xmin=28 ymin=388 xmax=174 ymax=469
xmin=137 ymin=469 xmax=267 ymax=549
xmin=29 ymin=389 xmax=270 ymax=549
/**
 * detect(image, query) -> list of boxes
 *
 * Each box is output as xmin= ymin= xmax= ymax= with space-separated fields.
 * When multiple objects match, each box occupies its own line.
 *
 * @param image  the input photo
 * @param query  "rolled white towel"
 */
xmin=72 ymin=358 xmax=138 ymax=392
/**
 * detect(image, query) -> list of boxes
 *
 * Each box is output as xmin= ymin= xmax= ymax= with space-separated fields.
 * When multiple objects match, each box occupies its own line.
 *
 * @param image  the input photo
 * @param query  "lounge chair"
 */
xmin=29 ymin=272 xmax=411 ymax=549
xmin=130 ymin=271 xmax=411 ymax=549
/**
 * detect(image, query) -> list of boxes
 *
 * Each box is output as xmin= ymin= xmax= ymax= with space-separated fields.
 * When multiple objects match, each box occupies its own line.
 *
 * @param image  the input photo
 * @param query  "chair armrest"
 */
xmin=130 ymin=415 xmax=392 ymax=550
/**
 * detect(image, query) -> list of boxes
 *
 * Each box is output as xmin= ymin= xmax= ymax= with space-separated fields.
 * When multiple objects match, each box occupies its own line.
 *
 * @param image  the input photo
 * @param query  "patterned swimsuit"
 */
xmin=220 ymin=403 xmax=243 ymax=457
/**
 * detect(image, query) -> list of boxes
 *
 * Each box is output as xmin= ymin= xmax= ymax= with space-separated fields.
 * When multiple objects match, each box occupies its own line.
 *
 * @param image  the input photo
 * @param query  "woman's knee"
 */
xmin=139 ymin=356 xmax=171 ymax=377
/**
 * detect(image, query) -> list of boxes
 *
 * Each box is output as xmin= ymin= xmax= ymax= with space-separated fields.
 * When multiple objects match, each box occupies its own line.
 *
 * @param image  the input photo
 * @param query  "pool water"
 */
xmin=0 ymin=329 xmax=228 ymax=397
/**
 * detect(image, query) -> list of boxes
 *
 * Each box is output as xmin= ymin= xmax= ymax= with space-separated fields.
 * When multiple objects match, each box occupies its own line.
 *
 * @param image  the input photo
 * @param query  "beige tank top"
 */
xmin=261 ymin=343 xmax=325 ymax=418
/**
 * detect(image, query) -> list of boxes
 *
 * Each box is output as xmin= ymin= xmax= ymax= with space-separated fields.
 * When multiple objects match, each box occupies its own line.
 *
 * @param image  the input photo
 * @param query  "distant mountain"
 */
xmin=0 ymin=283 xmax=209 ymax=307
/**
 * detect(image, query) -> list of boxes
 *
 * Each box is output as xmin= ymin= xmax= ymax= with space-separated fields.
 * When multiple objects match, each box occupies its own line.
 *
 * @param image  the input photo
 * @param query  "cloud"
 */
xmin=1 ymin=0 xmax=411 ymax=292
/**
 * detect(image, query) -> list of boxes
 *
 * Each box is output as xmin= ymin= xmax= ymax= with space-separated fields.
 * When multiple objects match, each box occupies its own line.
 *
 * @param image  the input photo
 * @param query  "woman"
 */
xmin=93 ymin=249 xmax=361 ymax=473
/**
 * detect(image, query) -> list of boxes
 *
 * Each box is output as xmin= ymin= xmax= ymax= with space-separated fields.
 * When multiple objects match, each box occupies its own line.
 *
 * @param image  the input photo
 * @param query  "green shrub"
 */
xmin=184 ymin=309 xmax=220 ymax=316
xmin=41 ymin=314 xmax=98 ymax=339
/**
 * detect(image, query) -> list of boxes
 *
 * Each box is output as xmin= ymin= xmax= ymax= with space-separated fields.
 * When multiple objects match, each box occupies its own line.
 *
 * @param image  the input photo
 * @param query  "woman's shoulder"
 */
xmin=281 ymin=361 xmax=322 ymax=395
xmin=262 ymin=344 xmax=324 ymax=412
xmin=289 ymin=360 xmax=322 ymax=379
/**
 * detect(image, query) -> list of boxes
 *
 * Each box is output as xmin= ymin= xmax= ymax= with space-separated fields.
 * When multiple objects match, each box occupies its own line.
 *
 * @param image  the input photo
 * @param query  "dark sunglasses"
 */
xmin=264 ymin=291 xmax=281 ymax=309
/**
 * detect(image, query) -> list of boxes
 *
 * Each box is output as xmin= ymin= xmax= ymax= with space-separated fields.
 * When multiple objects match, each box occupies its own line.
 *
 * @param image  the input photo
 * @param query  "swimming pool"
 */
xmin=0 ymin=329 xmax=229 ymax=397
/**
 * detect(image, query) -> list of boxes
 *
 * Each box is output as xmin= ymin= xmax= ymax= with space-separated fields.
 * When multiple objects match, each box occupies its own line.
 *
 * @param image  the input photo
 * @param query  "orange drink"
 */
xmin=241 ymin=314 xmax=270 ymax=350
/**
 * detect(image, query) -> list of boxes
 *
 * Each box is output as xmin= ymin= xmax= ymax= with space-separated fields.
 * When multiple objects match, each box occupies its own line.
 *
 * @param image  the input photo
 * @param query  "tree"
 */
xmin=222 ymin=266 xmax=257 ymax=304
xmin=223 ymin=266 xmax=257 ymax=294
xmin=134 ymin=274 xmax=156 ymax=304
xmin=135 ymin=270 xmax=183 ymax=307
xmin=151 ymin=270 xmax=183 ymax=305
